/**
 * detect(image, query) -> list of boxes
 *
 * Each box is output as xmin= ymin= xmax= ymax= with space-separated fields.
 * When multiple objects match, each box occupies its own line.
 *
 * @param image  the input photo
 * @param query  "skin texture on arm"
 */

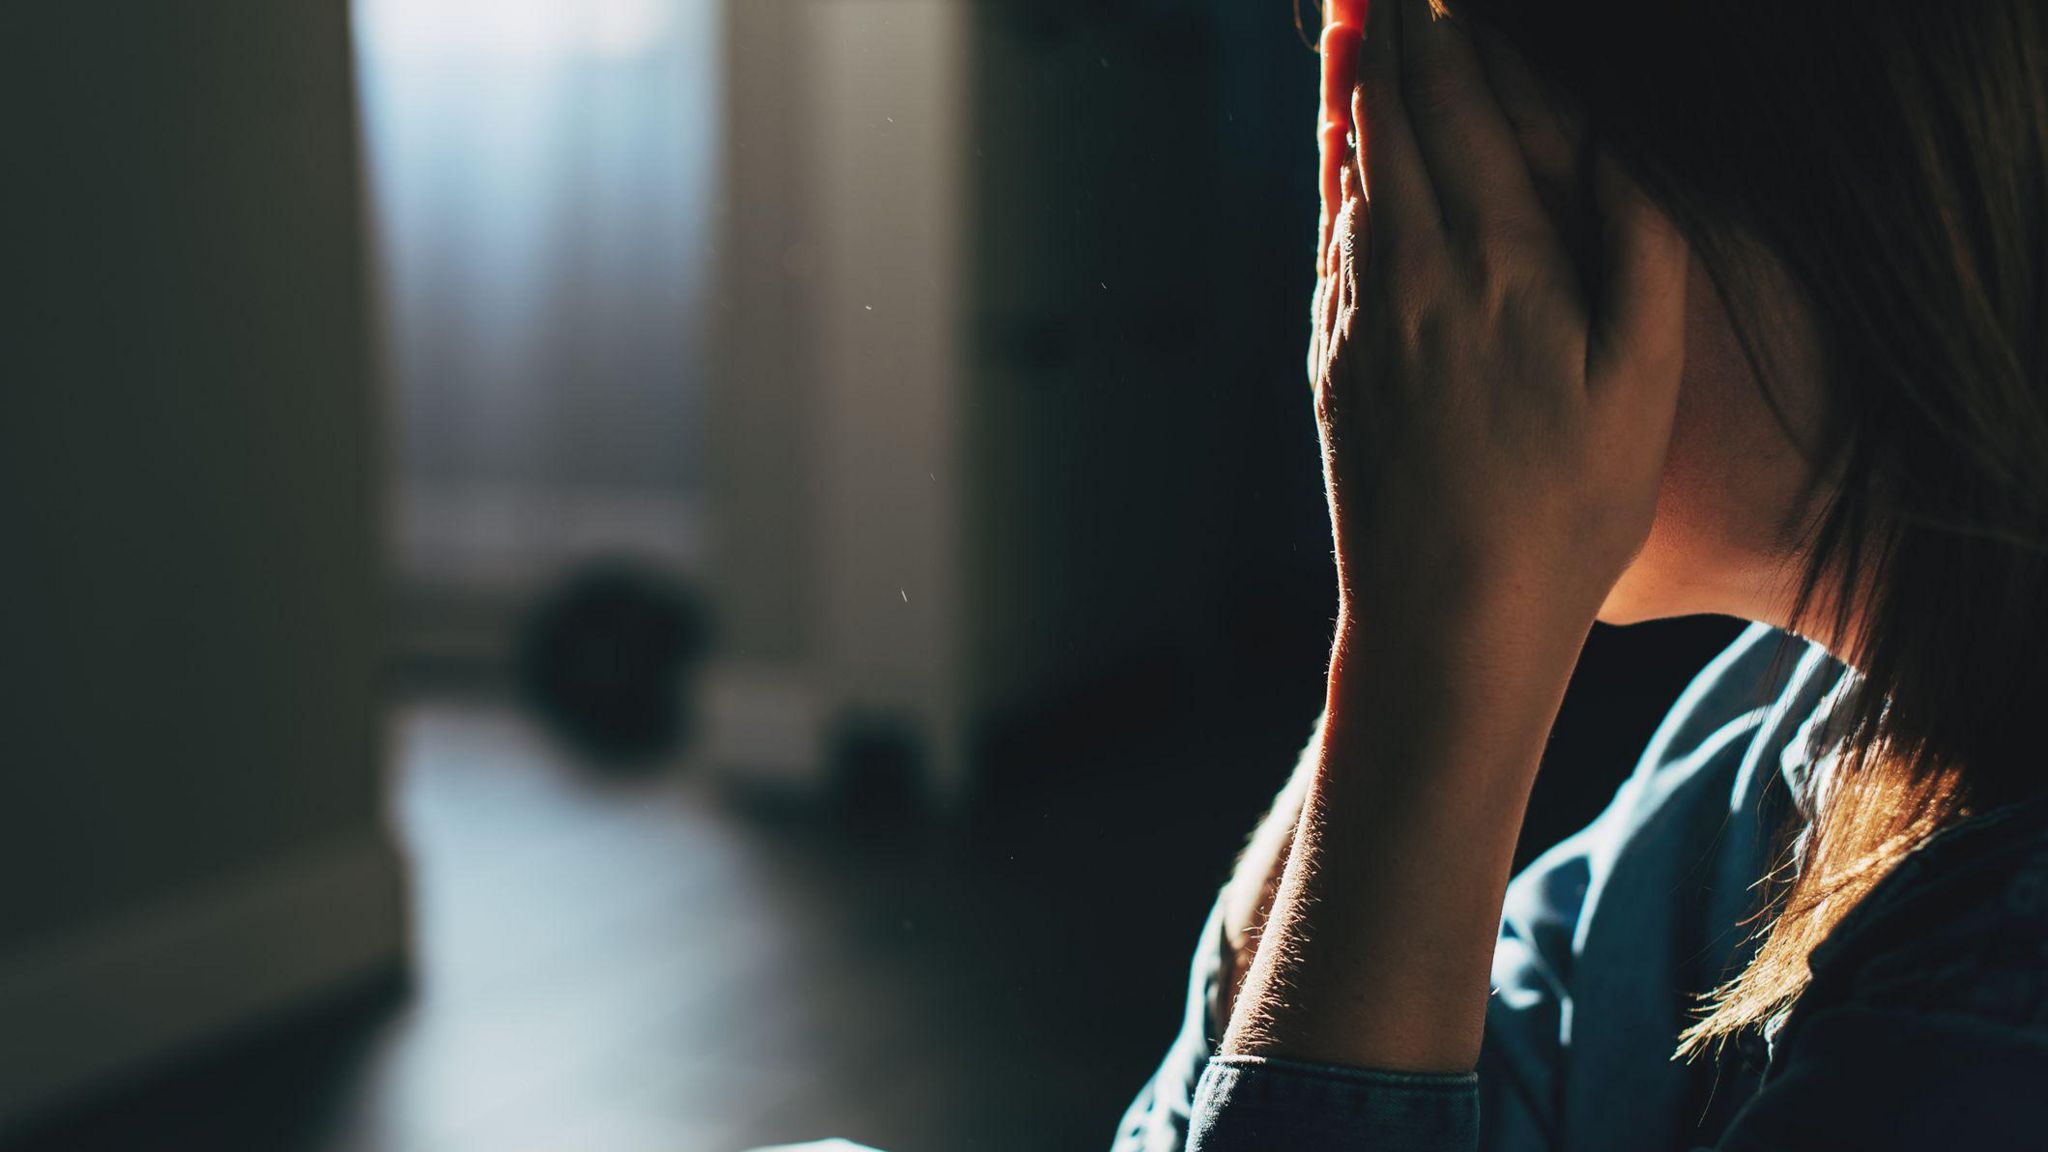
xmin=1219 ymin=0 xmax=1691 ymax=1073
xmin=1214 ymin=723 xmax=1317 ymax=1024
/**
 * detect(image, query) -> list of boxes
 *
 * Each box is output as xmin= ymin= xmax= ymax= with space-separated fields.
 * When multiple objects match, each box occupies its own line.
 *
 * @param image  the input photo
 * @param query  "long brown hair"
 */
xmin=1451 ymin=1 xmax=2048 ymax=1050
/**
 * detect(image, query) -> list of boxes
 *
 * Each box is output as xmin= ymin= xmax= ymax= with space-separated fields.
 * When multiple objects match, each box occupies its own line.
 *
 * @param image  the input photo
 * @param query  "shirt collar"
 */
xmin=1777 ymin=648 xmax=1860 ymax=819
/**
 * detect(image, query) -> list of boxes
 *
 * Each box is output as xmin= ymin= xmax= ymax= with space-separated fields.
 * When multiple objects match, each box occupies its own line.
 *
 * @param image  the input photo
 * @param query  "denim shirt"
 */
xmin=1110 ymin=624 xmax=2048 ymax=1150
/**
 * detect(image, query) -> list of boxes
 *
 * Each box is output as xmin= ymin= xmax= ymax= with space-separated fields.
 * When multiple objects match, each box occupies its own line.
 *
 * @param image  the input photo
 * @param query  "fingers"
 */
xmin=1587 ymin=151 xmax=1688 ymax=397
xmin=1336 ymin=160 xmax=1363 ymax=311
xmin=1318 ymin=180 xmax=1368 ymax=401
xmin=1340 ymin=159 xmax=1363 ymax=253
xmin=1315 ymin=5 xmax=1367 ymax=384
xmin=1358 ymin=0 xmax=1437 ymax=259
xmin=1468 ymin=25 xmax=1607 ymax=299
xmin=1309 ymin=277 xmax=1328 ymax=386
xmin=1320 ymin=19 xmax=1364 ymax=262
xmin=1395 ymin=0 xmax=1547 ymax=247
xmin=1467 ymin=26 xmax=1580 ymax=203
xmin=1335 ymin=165 xmax=1364 ymax=336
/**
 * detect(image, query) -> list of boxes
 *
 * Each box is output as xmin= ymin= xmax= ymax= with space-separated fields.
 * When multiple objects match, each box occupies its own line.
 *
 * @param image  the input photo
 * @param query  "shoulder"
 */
xmin=1726 ymin=798 xmax=2048 ymax=1149
xmin=1801 ymin=791 xmax=2048 ymax=1033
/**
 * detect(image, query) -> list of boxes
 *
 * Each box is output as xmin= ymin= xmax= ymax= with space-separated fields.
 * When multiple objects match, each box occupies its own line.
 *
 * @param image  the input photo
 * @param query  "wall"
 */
xmin=706 ymin=0 xmax=1232 ymax=800
xmin=0 ymin=0 xmax=405 ymax=1128
xmin=705 ymin=0 xmax=973 ymax=795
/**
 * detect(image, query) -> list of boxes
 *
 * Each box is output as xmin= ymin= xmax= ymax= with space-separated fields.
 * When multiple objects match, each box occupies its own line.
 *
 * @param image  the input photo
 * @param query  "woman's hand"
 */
xmin=1314 ymin=0 xmax=1688 ymax=656
xmin=1217 ymin=0 xmax=1690 ymax=1075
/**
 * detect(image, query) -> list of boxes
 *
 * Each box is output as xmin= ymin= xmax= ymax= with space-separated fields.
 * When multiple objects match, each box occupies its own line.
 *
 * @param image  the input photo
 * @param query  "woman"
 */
xmin=1113 ymin=0 xmax=2048 ymax=1147
xmin=781 ymin=1 xmax=2048 ymax=1148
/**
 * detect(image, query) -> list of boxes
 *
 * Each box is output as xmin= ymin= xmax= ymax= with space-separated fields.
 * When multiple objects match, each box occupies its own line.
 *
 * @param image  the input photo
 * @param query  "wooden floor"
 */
xmin=7 ymin=685 xmax=1307 ymax=1152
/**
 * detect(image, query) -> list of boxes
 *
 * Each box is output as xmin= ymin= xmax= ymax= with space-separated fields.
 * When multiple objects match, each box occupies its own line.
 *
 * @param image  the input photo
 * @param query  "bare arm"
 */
xmin=1214 ymin=720 xmax=1319 ymax=1024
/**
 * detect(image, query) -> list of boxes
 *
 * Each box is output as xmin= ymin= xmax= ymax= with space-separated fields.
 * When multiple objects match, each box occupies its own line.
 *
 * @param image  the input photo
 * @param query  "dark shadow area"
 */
xmin=4 ymin=971 xmax=409 ymax=1152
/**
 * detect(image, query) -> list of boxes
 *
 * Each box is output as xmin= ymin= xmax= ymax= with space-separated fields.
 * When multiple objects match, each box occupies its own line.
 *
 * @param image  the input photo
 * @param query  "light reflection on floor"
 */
xmin=352 ymin=699 xmax=954 ymax=1152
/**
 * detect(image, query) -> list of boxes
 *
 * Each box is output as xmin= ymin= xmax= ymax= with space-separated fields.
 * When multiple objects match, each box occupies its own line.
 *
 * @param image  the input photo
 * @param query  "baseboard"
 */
xmin=0 ymin=831 xmax=410 ymax=1134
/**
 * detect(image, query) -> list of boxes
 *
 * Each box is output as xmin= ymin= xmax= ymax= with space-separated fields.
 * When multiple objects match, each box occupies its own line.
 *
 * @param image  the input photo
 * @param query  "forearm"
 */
xmin=1220 ymin=613 xmax=1588 ymax=1073
xmin=1215 ymin=719 xmax=1320 ymax=1023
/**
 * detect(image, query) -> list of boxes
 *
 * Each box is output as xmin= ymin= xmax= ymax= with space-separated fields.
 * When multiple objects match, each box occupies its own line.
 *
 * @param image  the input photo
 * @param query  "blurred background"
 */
xmin=1 ymin=2 xmax=1739 ymax=1150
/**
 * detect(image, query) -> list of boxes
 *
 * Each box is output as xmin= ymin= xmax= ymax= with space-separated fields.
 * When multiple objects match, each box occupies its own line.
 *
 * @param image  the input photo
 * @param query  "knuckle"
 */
xmin=1462 ymin=227 xmax=1548 ymax=315
xmin=1336 ymin=220 xmax=1365 ymax=269
xmin=1386 ymin=288 xmax=1434 ymax=365
xmin=1356 ymin=84 xmax=1399 ymax=140
xmin=1402 ymin=70 xmax=1463 ymax=127
xmin=1467 ymin=252 xmax=1519 ymax=319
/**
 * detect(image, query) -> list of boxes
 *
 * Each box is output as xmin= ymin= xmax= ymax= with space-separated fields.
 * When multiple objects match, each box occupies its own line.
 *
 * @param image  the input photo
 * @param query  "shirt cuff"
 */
xmin=1187 ymin=1055 xmax=1479 ymax=1152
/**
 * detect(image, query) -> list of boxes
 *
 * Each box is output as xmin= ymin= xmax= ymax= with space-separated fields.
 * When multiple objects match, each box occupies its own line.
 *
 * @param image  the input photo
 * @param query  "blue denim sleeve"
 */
xmin=1110 ymin=898 xmax=1233 ymax=1151
xmin=1186 ymin=1057 xmax=1479 ymax=1152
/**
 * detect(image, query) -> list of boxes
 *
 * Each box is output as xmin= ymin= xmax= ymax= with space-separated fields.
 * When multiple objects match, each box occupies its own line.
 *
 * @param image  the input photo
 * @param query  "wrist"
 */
xmin=1322 ymin=602 xmax=1590 ymax=792
xmin=1335 ymin=546 xmax=1611 ymax=644
xmin=1328 ymin=598 xmax=1591 ymax=710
